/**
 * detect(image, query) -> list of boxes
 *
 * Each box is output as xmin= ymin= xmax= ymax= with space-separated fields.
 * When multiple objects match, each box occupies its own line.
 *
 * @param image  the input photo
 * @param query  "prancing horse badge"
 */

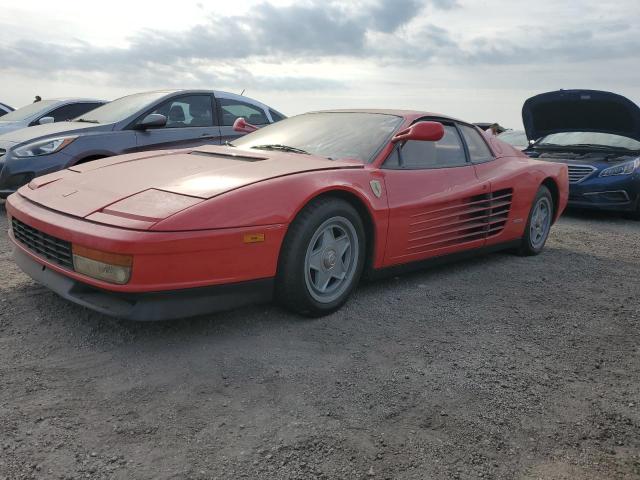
xmin=370 ymin=180 xmax=383 ymax=198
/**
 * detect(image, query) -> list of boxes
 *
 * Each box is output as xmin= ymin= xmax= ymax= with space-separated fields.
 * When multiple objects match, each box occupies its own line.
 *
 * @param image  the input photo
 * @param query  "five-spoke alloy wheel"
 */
xmin=518 ymin=185 xmax=554 ymax=256
xmin=276 ymin=197 xmax=366 ymax=316
xmin=304 ymin=217 xmax=359 ymax=304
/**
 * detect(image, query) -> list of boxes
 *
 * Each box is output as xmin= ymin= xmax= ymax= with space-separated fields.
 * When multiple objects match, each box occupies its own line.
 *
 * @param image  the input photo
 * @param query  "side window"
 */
xmin=43 ymin=103 xmax=103 ymax=122
xmin=218 ymin=98 xmax=269 ymax=126
xmin=384 ymin=148 xmax=400 ymax=167
xmin=45 ymin=103 xmax=93 ymax=122
xmin=459 ymin=124 xmax=494 ymax=163
xmin=149 ymin=95 xmax=214 ymax=128
xmin=269 ymin=109 xmax=285 ymax=122
xmin=385 ymin=124 xmax=467 ymax=169
xmin=75 ymin=103 xmax=104 ymax=118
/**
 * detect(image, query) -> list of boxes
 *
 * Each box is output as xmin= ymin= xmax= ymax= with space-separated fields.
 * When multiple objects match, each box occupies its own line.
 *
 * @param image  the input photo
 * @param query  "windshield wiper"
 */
xmin=251 ymin=144 xmax=310 ymax=155
xmin=535 ymin=143 xmax=563 ymax=148
xmin=535 ymin=142 xmax=633 ymax=152
xmin=225 ymin=141 xmax=236 ymax=147
xmin=571 ymin=143 xmax=635 ymax=152
xmin=75 ymin=118 xmax=99 ymax=124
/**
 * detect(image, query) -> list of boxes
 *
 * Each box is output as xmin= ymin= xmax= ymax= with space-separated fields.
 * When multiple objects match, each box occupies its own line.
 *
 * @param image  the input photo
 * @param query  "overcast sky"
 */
xmin=1 ymin=0 xmax=639 ymax=128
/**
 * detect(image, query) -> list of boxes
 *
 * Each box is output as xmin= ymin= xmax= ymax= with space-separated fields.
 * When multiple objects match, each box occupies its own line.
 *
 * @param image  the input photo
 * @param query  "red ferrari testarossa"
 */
xmin=6 ymin=110 xmax=568 ymax=320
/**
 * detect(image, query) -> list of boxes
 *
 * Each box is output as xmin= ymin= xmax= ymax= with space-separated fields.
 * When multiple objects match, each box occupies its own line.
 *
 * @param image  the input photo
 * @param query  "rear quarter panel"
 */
xmin=473 ymin=152 xmax=568 ymax=247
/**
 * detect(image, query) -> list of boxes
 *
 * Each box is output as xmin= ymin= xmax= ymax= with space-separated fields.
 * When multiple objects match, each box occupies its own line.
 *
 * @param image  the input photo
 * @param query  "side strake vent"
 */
xmin=407 ymin=188 xmax=513 ymax=253
xmin=190 ymin=151 xmax=266 ymax=162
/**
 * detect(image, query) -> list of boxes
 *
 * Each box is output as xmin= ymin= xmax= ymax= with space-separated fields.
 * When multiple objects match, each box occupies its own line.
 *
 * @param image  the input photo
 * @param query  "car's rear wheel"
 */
xmin=518 ymin=185 xmax=554 ymax=256
xmin=276 ymin=197 xmax=366 ymax=317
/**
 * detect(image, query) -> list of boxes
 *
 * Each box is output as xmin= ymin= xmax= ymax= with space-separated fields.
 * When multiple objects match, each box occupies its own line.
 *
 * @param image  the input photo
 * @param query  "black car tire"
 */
xmin=276 ymin=197 xmax=366 ymax=317
xmin=623 ymin=202 xmax=640 ymax=221
xmin=517 ymin=185 xmax=554 ymax=256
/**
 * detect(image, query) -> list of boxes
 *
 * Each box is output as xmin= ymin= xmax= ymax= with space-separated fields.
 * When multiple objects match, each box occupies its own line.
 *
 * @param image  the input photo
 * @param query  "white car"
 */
xmin=0 ymin=98 xmax=106 ymax=136
xmin=0 ymin=102 xmax=13 ymax=117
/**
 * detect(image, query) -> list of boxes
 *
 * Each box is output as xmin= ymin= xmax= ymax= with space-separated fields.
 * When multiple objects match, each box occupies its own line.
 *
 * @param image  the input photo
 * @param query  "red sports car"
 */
xmin=5 ymin=110 xmax=568 ymax=320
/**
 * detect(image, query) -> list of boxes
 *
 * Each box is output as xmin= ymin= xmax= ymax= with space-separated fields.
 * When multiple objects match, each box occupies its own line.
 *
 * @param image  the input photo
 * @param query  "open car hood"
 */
xmin=18 ymin=145 xmax=363 ymax=228
xmin=522 ymin=90 xmax=640 ymax=142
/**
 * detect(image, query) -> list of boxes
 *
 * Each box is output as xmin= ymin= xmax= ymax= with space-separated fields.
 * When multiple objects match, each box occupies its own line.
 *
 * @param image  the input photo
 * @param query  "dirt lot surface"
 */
xmin=1 ymin=199 xmax=639 ymax=480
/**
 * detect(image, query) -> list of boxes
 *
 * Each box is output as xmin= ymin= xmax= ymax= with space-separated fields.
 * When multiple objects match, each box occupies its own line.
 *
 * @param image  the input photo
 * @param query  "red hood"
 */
xmin=18 ymin=145 xmax=363 ymax=223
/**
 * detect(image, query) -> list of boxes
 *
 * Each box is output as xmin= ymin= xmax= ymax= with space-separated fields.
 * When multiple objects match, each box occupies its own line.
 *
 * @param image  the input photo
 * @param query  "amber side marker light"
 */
xmin=72 ymin=245 xmax=133 ymax=285
xmin=243 ymin=233 xmax=265 ymax=243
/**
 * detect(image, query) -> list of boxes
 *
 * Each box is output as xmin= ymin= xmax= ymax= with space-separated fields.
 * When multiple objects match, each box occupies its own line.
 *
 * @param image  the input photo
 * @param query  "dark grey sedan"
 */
xmin=0 ymin=89 xmax=285 ymax=198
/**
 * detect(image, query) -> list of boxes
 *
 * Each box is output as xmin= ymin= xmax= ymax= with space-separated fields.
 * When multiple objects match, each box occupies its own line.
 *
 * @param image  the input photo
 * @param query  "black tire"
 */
xmin=276 ymin=197 xmax=366 ymax=317
xmin=517 ymin=185 xmax=554 ymax=256
xmin=623 ymin=202 xmax=640 ymax=221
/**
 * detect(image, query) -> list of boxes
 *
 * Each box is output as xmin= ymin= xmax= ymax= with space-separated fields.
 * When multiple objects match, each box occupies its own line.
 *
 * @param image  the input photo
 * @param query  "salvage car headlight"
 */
xmin=14 ymin=136 xmax=78 ymax=158
xmin=72 ymin=245 xmax=132 ymax=285
xmin=599 ymin=158 xmax=640 ymax=177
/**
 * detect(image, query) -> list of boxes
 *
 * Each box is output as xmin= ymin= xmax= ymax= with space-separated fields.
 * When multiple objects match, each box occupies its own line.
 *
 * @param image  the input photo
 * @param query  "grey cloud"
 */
xmin=1 ymin=0 xmax=637 ymax=93
xmin=252 ymin=3 xmax=367 ymax=55
xmin=460 ymin=21 xmax=639 ymax=67
xmin=429 ymin=0 xmax=459 ymax=9
xmin=1 ymin=0 xmax=437 ymax=90
xmin=368 ymin=0 xmax=423 ymax=33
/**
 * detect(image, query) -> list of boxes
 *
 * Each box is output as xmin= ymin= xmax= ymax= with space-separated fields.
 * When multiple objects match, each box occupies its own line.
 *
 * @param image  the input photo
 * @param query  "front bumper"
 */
xmin=568 ymin=174 xmax=640 ymax=212
xmin=6 ymin=192 xmax=286 ymax=319
xmin=13 ymin=247 xmax=273 ymax=321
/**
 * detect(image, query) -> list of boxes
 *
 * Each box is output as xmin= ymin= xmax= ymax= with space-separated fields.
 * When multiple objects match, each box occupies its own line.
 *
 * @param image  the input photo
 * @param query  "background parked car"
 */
xmin=0 ymin=89 xmax=285 ymax=198
xmin=498 ymin=130 xmax=529 ymax=150
xmin=0 ymin=102 xmax=13 ymax=117
xmin=474 ymin=122 xmax=507 ymax=134
xmin=524 ymin=89 xmax=640 ymax=219
xmin=0 ymin=98 xmax=106 ymax=136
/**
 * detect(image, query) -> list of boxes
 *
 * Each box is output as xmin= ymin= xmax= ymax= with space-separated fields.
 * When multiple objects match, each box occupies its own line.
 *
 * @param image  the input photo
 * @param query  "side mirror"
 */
xmin=233 ymin=117 xmax=259 ymax=133
xmin=392 ymin=121 xmax=445 ymax=143
xmin=38 ymin=116 xmax=54 ymax=125
xmin=137 ymin=113 xmax=167 ymax=130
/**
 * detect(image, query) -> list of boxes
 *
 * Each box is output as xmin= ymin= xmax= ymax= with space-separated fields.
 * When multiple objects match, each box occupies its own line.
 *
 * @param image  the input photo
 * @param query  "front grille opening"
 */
xmin=584 ymin=190 xmax=630 ymax=203
xmin=568 ymin=165 xmax=596 ymax=184
xmin=11 ymin=218 xmax=74 ymax=270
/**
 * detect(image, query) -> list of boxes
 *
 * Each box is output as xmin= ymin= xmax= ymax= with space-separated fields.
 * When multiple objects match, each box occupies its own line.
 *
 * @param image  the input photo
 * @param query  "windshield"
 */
xmin=536 ymin=132 xmax=640 ymax=151
xmin=498 ymin=130 xmax=528 ymax=147
xmin=233 ymin=112 xmax=403 ymax=162
xmin=74 ymin=91 xmax=169 ymax=124
xmin=0 ymin=100 xmax=57 ymax=122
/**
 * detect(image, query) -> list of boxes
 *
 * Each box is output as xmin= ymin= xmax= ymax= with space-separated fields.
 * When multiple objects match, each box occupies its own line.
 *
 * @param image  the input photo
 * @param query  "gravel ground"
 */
xmin=1 ymin=199 xmax=639 ymax=480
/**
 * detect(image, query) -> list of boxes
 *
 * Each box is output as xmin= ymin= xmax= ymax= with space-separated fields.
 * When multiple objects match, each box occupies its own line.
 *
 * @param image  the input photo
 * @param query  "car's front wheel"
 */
xmin=518 ymin=185 xmax=554 ymax=256
xmin=623 ymin=201 xmax=640 ymax=221
xmin=276 ymin=197 xmax=366 ymax=317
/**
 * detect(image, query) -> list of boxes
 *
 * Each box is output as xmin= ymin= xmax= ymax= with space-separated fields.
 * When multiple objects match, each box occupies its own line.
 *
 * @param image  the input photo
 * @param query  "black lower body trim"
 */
xmin=13 ymin=247 xmax=274 ymax=321
xmin=366 ymin=240 xmax=521 ymax=281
